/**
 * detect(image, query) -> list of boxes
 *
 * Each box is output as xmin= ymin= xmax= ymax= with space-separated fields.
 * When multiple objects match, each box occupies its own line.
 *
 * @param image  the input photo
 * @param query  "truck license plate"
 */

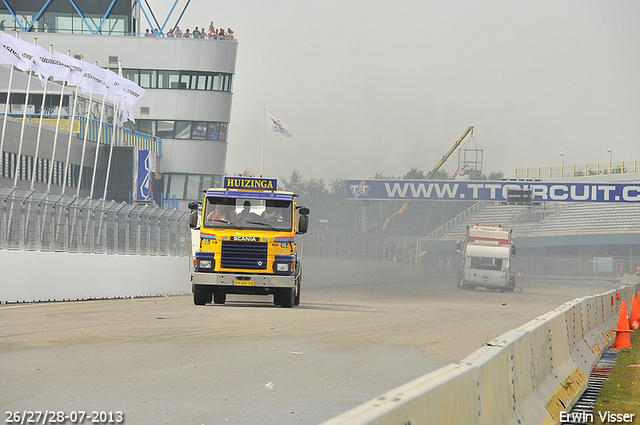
xmin=234 ymin=280 xmax=254 ymax=286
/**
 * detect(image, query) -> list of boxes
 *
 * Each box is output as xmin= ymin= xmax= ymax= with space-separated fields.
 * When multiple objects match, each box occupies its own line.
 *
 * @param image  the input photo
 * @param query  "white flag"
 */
xmin=51 ymin=51 xmax=84 ymax=85
xmin=265 ymin=111 xmax=292 ymax=137
xmin=103 ymin=69 xmax=125 ymax=102
xmin=118 ymin=76 xmax=145 ymax=107
xmin=0 ymin=32 xmax=53 ymax=86
xmin=0 ymin=31 xmax=26 ymax=68
xmin=77 ymin=60 xmax=108 ymax=95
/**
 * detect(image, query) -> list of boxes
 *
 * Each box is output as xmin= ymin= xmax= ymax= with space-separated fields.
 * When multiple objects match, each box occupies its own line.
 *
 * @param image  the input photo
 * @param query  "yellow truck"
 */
xmin=188 ymin=177 xmax=309 ymax=307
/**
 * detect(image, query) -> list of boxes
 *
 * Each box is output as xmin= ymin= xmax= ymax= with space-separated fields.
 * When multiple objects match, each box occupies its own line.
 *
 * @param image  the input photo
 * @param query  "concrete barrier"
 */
xmin=0 ymin=254 xmax=424 ymax=303
xmin=0 ymin=250 xmax=191 ymax=303
xmin=323 ymin=281 xmax=640 ymax=425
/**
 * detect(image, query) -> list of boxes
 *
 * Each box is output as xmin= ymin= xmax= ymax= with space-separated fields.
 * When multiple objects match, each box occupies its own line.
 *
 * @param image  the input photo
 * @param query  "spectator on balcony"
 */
xmin=184 ymin=29 xmax=191 ymax=38
xmin=167 ymin=28 xmax=174 ymax=37
xmin=174 ymin=26 xmax=183 ymax=37
xmin=193 ymin=27 xmax=201 ymax=37
xmin=144 ymin=28 xmax=152 ymax=37
xmin=227 ymin=28 xmax=234 ymax=39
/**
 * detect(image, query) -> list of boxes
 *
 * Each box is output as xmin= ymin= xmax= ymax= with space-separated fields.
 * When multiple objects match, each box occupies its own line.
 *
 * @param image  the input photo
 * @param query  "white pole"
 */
xmin=75 ymin=90 xmax=93 ymax=197
xmin=103 ymin=99 xmax=118 ymax=200
xmin=13 ymin=38 xmax=37 ymax=186
xmin=0 ymin=31 xmax=20 ymax=177
xmin=30 ymin=44 xmax=55 ymax=189
xmin=58 ymin=50 xmax=82 ymax=195
xmin=103 ymin=61 xmax=122 ymax=200
xmin=89 ymin=93 xmax=107 ymax=199
xmin=0 ymin=63 xmax=14 ymax=174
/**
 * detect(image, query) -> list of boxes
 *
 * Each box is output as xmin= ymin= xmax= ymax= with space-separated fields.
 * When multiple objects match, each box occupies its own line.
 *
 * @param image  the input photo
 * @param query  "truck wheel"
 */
xmin=194 ymin=285 xmax=209 ymax=305
xmin=280 ymin=288 xmax=295 ymax=308
xmin=213 ymin=292 xmax=226 ymax=304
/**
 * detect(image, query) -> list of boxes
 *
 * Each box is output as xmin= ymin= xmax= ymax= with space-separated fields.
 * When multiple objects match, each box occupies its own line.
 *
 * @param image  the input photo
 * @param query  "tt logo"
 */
xmin=350 ymin=181 xmax=370 ymax=198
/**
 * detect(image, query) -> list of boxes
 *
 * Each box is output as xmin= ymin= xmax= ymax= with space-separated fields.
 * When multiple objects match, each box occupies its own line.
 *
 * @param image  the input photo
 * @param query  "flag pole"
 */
xmin=60 ymin=83 xmax=78 ymax=193
xmin=261 ymin=106 xmax=265 ymax=175
xmin=30 ymin=43 xmax=54 ymax=189
xmin=14 ymin=37 xmax=36 ymax=187
xmin=89 ymin=91 xmax=107 ymax=199
xmin=103 ymin=61 xmax=122 ymax=200
xmin=0 ymin=63 xmax=14 ymax=173
xmin=0 ymin=31 xmax=19 ymax=179
xmin=76 ymin=88 xmax=93 ymax=197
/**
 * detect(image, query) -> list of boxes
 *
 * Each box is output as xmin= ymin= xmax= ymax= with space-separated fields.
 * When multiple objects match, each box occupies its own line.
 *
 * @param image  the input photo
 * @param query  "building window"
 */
xmin=128 ymin=120 xmax=229 ymax=142
xmin=121 ymin=68 xmax=232 ymax=92
xmin=164 ymin=173 xmax=222 ymax=200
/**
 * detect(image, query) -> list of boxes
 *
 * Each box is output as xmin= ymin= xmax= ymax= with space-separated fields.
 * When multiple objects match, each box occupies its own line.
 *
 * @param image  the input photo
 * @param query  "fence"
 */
xmin=15 ymin=113 xmax=162 ymax=157
xmin=514 ymin=160 xmax=640 ymax=179
xmin=0 ymin=187 xmax=190 ymax=256
xmin=304 ymin=231 xmax=422 ymax=265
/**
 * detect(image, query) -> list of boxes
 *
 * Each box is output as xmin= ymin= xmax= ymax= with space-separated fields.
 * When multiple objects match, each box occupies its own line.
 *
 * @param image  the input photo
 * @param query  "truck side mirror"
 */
xmin=456 ymin=240 xmax=463 ymax=253
xmin=189 ymin=210 xmax=199 ymax=229
xmin=188 ymin=201 xmax=200 ymax=210
xmin=510 ymin=244 xmax=517 ymax=258
xmin=297 ymin=206 xmax=310 ymax=234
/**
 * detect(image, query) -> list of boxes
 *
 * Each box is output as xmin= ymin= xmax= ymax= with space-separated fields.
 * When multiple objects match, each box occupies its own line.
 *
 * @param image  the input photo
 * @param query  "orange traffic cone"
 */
xmin=630 ymin=295 xmax=640 ymax=330
xmin=612 ymin=301 xmax=633 ymax=350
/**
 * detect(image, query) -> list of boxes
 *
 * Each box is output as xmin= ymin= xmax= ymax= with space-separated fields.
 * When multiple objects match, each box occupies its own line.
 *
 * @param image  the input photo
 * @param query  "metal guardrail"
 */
xmin=423 ymin=201 xmax=485 ymax=240
xmin=14 ymin=114 xmax=162 ymax=157
xmin=304 ymin=231 xmax=423 ymax=265
xmin=0 ymin=187 xmax=190 ymax=256
xmin=514 ymin=160 xmax=639 ymax=179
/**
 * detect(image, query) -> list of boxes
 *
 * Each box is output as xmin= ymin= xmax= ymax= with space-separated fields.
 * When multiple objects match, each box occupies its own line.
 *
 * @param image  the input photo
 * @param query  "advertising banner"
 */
xmin=345 ymin=179 xmax=640 ymax=203
xmin=137 ymin=150 xmax=156 ymax=201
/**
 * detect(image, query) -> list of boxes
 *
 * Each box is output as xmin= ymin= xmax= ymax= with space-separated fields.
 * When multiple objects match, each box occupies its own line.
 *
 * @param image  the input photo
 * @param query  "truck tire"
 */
xmin=280 ymin=288 xmax=295 ymax=308
xmin=213 ymin=292 xmax=226 ymax=304
xmin=194 ymin=285 xmax=209 ymax=305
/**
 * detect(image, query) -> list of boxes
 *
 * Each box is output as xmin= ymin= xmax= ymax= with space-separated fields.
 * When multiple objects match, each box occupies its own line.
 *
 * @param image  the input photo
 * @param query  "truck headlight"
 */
xmin=275 ymin=263 xmax=290 ymax=272
xmin=198 ymin=259 xmax=213 ymax=269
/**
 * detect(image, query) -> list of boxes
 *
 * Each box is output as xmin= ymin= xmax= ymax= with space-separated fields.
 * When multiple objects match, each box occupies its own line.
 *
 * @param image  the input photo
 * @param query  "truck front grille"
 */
xmin=221 ymin=241 xmax=268 ymax=270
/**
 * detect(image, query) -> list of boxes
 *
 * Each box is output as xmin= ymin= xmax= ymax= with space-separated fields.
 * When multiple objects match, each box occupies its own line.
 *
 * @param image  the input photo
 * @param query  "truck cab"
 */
xmin=457 ymin=224 xmax=516 ymax=292
xmin=188 ymin=177 xmax=309 ymax=307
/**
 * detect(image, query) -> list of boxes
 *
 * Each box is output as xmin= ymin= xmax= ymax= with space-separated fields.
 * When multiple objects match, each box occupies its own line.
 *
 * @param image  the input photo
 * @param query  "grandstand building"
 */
xmin=422 ymin=174 xmax=640 ymax=275
xmin=0 ymin=0 xmax=237 ymax=205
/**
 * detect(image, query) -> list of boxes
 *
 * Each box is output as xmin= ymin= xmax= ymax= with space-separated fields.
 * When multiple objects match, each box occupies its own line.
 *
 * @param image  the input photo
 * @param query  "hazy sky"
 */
xmin=153 ymin=0 xmax=640 ymax=182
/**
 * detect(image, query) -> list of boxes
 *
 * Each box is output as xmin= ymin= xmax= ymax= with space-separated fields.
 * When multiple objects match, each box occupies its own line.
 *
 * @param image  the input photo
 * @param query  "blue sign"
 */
xmin=345 ymin=179 xmax=640 ymax=203
xmin=137 ymin=150 xmax=155 ymax=201
xmin=223 ymin=177 xmax=277 ymax=190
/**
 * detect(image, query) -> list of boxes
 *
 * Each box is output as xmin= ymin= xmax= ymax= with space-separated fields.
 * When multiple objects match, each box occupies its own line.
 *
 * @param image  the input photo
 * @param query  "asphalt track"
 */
xmin=0 ymin=266 xmax=621 ymax=424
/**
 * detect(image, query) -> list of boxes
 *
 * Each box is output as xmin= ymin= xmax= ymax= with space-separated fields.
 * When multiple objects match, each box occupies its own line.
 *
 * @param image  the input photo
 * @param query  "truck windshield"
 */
xmin=466 ymin=256 xmax=508 ymax=272
xmin=202 ymin=197 xmax=293 ymax=231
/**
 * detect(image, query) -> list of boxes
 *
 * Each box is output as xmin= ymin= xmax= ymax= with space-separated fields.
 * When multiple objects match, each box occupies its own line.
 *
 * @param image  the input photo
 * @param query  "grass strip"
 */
xmin=594 ymin=328 xmax=640 ymax=424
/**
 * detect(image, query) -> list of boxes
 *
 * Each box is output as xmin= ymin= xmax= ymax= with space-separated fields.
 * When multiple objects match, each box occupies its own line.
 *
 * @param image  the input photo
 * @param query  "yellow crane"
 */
xmin=381 ymin=126 xmax=474 ymax=232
